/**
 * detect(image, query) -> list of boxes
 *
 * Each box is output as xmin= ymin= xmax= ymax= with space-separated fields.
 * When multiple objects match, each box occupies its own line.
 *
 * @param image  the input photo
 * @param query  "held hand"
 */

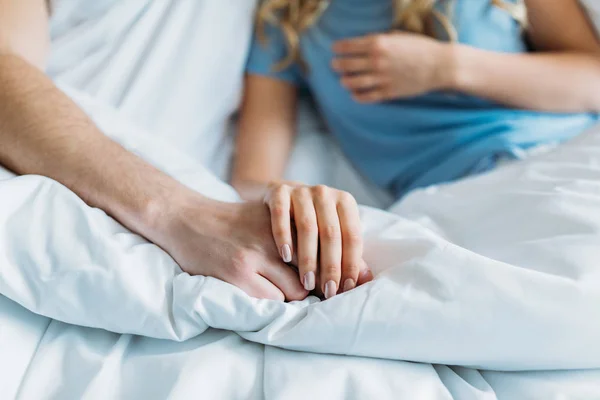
xmin=332 ymin=33 xmax=454 ymax=103
xmin=157 ymin=196 xmax=309 ymax=302
xmin=264 ymin=182 xmax=373 ymax=299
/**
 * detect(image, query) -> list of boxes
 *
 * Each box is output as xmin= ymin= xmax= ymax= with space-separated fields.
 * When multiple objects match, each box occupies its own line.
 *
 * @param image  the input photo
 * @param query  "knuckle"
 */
xmin=343 ymin=230 xmax=363 ymax=246
xmin=299 ymin=256 xmax=316 ymax=269
xmin=338 ymin=191 xmax=357 ymax=205
xmin=312 ymin=184 xmax=330 ymax=198
xmin=272 ymin=185 xmax=289 ymax=199
xmin=270 ymin=205 xmax=286 ymax=218
xmin=297 ymin=216 xmax=317 ymax=233
xmin=371 ymin=35 xmax=387 ymax=53
xmin=272 ymin=226 xmax=288 ymax=240
xmin=295 ymin=186 xmax=312 ymax=200
xmin=344 ymin=262 xmax=362 ymax=274
xmin=323 ymin=263 xmax=341 ymax=276
xmin=322 ymin=225 xmax=341 ymax=241
xmin=231 ymin=249 xmax=254 ymax=276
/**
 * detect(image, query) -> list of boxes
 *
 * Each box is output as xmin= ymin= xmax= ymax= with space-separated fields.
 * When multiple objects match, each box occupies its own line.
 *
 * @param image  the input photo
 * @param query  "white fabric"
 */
xmin=581 ymin=0 xmax=600 ymax=36
xmin=3 ymin=104 xmax=600 ymax=367
xmin=5 ymin=295 xmax=599 ymax=400
xmin=2 ymin=1 xmax=600 ymax=398
xmin=48 ymin=0 xmax=256 ymax=176
xmin=3 ymin=95 xmax=600 ymax=398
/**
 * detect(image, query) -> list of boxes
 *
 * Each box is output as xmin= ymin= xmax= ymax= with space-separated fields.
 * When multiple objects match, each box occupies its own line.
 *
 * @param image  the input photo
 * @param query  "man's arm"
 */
xmin=0 ymin=0 xmax=307 ymax=301
xmin=0 ymin=0 xmax=193 ymax=247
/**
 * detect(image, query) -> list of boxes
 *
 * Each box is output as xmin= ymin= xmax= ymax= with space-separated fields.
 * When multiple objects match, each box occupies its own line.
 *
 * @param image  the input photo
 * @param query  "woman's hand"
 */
xmin=332 ymin=33 xmax=454 ymax=103
xmin=264 ymin=182 xmax=372 ymax=299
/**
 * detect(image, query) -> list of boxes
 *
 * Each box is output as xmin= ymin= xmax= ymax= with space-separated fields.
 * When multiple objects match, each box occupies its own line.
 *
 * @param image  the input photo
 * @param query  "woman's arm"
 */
xmin=232 ymin=74 xmax=299 ymax=201
xmin=333 ymin=0 xmax=600 ymax=113
xmin=451 ymin=48 xmax=600 ymax=113
xmin=452 ymin=0 xmax=600 ymax=113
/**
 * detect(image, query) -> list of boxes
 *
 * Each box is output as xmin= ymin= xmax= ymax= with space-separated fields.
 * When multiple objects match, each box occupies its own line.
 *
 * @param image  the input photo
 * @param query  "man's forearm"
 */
xmin=0 ymin=53 xmax=208 ymax=243
xmin=448 ymin=45 xmax=600 ymax=113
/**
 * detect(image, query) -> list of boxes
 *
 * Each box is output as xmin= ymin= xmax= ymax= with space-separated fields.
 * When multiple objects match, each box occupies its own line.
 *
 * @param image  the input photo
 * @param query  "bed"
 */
xmin=2 ymin=1 xmax=600 ymax=399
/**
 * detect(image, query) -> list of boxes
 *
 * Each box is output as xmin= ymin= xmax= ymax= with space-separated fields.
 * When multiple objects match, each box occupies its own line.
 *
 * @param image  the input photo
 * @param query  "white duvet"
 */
xmin=3 ymin=94 xmax=600 ymax=399
xmin=2 ymin=90 xmax=600 ymax=367
xmin=2 ymin=0 xmax=600 ymax=399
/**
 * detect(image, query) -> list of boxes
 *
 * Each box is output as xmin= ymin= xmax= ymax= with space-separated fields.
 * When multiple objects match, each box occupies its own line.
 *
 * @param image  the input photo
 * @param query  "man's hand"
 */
xmin=156 ymin=196 xmax=309 ymax=302
xmin=0 ymin=0 xmax=308 ymax=303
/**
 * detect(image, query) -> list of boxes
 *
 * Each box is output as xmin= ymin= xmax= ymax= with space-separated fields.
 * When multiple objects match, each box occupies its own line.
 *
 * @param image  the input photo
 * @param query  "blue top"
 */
xmin=246 ymin=0 xmax=599 ymax=198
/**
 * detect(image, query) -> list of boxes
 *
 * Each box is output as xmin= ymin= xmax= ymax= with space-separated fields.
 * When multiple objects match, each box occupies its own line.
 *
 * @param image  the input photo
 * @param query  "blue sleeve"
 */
xmin=246 ymin=23 xmax=304 ymax=86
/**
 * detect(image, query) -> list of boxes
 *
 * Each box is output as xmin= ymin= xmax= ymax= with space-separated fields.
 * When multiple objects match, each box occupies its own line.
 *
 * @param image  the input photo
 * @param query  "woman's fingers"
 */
xmin=312 ymin=185 xmax=343 ymax=299
xmin=271 ymin=184 xmax=370 ymax=299
xmin=338 ymin=73 xmax=392 ymax=104
xmin=352 ymin=88 xmax=388 ymax=104
xmin=341 ymin=74 xmax=380 ymax=91
xmin=291 ymin=187 xmax=319 ymax=292
xmin=332 ymin=57 xmax=372 ymax=74
xmin=333 ymin=36 xmax=372 ymax=55
xmin=336 ymin=192 xmax=363 ymax=293
xmin=265 ymin=184 xmax=294 ymax=263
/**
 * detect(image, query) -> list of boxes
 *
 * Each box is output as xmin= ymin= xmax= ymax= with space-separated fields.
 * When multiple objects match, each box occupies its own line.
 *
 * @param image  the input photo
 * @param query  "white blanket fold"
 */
xmin=1 ymin=87 xmax=600 ymax=371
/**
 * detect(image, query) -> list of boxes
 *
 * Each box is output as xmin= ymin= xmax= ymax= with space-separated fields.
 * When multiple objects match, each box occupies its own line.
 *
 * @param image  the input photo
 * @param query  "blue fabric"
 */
xmin=246 ymin=0 xmax=599 ymax=198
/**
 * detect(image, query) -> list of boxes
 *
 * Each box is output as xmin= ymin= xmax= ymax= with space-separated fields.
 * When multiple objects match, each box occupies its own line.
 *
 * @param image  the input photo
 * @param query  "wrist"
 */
xmin=141 ymin=186 xmax=233 ymax=246
xmin=232 ymin=178 xmax=271 ymax=202
xmin=436 ymin=42 xmax=465 ymax=91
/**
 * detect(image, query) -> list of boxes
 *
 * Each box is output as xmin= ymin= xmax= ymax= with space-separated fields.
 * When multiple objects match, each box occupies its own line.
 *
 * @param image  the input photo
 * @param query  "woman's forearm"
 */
xmin=232 ymin=120 xmax=295 ymax=201
xmin=447 ymin=45 xmax=600 ymax=113
xmin=232 ymin=75 xmax=299 ymax=201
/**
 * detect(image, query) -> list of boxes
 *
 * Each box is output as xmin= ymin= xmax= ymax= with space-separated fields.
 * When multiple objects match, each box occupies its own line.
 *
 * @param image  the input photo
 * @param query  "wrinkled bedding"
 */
xmin=2 ymin=92 xmax=600 ymax=367
xmin=2 ymin=89 xmax=600 ymax=399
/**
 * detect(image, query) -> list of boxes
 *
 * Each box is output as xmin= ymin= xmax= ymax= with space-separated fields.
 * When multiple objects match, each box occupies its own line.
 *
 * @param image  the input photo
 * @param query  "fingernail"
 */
xmin=281 ymin=244 xmax=292 ymax=263
xmin=303 ymin=271 xmax=316 ymax=291
xmin=343 ymin=279 xmax=355 ymax=293
xmin=324 ymin=280 xmax=337 ymax=299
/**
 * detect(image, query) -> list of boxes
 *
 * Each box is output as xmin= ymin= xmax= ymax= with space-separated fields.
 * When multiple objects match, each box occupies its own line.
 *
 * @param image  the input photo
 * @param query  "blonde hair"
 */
xmin=257 ymin=0 xmax=528 ymax=71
